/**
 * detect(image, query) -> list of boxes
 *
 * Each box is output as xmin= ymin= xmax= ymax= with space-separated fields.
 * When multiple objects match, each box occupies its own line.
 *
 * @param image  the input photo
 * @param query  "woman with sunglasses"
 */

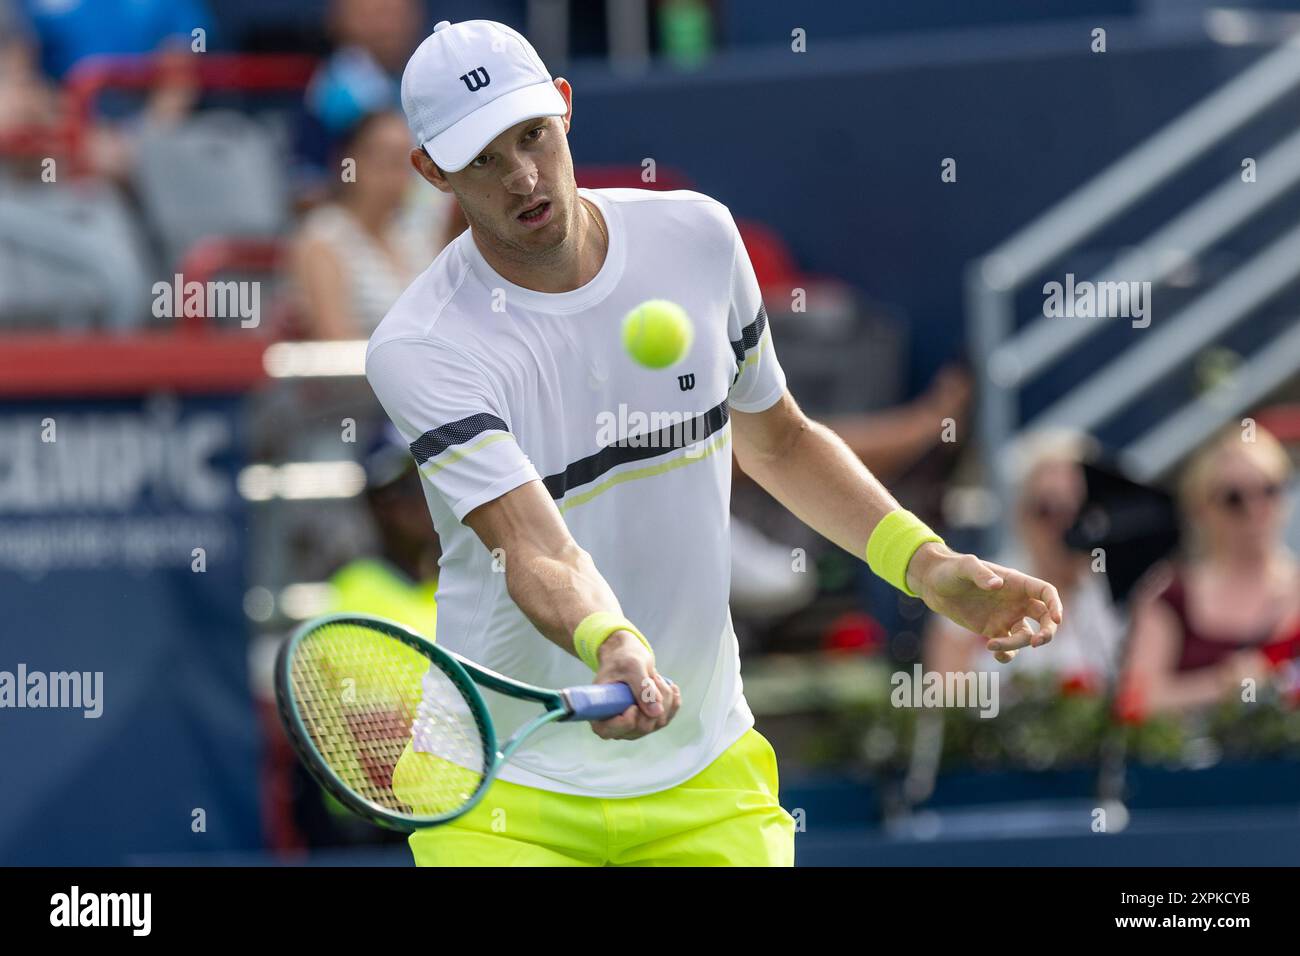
xmin=1123 ymin=426 xmax=1299 ymax=716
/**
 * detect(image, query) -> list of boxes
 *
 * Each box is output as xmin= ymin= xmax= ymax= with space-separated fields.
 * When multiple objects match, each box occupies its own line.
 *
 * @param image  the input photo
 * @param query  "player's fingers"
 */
xmin=639 ymin=673 xmax=673 ymax=718
xmin=1018 ymin=599 xmax=1053 ymax=647
xmin=989 ymin=617 xmax=1034 ymax=652
xmin=591 ymin=704 xmax=641 ymax=740
xmin=992 ymin=648 xmax=1017 ymax=663
xmin=592 ymin=675 xmax=678 ymax=738
xmin=965 ymin=555 xmax=1004 ymax=591
xmin=635 ymin=673 xmax=677 ymax=731
xmin=634 ymin=673 xmax=665 ymax=718
xmin=1010 ymin=617 xmax=1036 ymax=648
xmin=617 ymin=695 xmax=663 ymax=737
xmin=648 ymin=673 xmax=676 ymax=727
xmin=626 ymin=706 xmax=662 ymax=737
xmin=646 ymin=681 xmax=673 ymax=728
xmin=1033 ymin=578 xmax=1064 ymax=624
xmin=1031 ymin=608 xmax=1058 ymax=647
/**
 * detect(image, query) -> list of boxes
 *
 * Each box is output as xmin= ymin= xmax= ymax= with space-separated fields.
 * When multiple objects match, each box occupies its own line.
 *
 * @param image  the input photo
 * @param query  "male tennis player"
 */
xmin=366 ymin=19 xmax=1062 ymax=866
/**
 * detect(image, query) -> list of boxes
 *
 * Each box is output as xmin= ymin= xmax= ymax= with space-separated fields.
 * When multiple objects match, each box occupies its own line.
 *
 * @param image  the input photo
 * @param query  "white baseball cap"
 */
xmin=401 ymin=19 xmax=567 ymax=173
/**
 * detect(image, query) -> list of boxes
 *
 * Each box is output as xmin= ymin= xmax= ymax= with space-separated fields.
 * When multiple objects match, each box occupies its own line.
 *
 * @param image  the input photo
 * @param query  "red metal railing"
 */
xmin=0 ymin=53 xmax=316 ymax=175
xmin=0 ymin=53 xmax=319 ymax=393
xmin=174 ymin=237 xmax=289 ymax=334
xmin=66 ymin=53 xmax=317 ymax=175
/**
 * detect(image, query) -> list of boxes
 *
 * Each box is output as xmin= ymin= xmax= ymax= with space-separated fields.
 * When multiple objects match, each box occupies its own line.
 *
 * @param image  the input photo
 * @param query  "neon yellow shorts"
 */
xmin=395 ymin=728 xmax=795 ymax=866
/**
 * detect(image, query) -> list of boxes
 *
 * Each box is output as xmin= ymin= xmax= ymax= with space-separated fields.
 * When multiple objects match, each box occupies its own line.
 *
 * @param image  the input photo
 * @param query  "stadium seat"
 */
xmin=132 ymin=111 xmax=291 ymax=271
xmin=0 ymin=177 xmax=152 ymax=330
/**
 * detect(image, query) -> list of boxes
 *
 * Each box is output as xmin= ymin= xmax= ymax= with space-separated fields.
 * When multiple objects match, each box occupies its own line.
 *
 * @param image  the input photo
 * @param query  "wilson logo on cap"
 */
xmin=459 ymin=67 xmax=490 ymax=92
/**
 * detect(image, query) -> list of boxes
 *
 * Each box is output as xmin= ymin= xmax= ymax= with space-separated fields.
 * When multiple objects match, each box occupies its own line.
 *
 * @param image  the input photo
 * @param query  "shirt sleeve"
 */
xmin=724 ymin=210 xmax=787 ymax=413
xmin=366 ymin=337 xmax=541 ymax=522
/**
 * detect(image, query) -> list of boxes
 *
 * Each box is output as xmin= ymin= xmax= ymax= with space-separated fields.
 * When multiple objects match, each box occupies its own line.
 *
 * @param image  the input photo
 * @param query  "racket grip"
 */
xmin=563 ymin=678 xmax=674 ymax=721
xmin=563 ymin=683 xmax=635 ymax=721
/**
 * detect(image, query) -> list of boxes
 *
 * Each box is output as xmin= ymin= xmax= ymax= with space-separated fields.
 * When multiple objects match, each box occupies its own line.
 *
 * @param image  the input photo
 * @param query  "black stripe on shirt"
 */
xmin=409 ymin=412 xmax=509 ymax=465
xmin=730 ymin=302 xmax=768 ymax=370
xmin=541 ymin=399 xmax=730 ymax=500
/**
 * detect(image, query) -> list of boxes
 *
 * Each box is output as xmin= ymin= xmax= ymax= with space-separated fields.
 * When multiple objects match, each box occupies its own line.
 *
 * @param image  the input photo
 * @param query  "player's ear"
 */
xmin=411 ymin=147 xmax=452 ymax=192
xmin=554 ymin=77 xmax=573 ymax=133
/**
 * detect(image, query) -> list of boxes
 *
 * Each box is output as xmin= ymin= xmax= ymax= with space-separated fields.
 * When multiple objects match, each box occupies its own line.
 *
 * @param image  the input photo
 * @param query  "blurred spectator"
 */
xmin=289 ymin=109 xmax=459 ymax=339
xmin=298 ymin=0 xmax=424 ymax=194
xmin=275 ymin=422 xmax=440 ymax=851
xmin=15 ymin=0 xmax=214 ymax=179
xmin=19 ymin=0 xmax=211 ymax=81
xmin=1122 ymin=426 xmax=1299 ymax=716
xmin=0 ymin=0 xmax=56 ymax=138
xmin=729 ymin=515 xmax=818 ymax=619
xmin=827 ymin=364 xmax=971 ymax=481
xmin=730 ymin=366 xmax=972 ymax=622
xmin=326 ymin=420 xmax=441 ymax=637
xmin=925 ymin=429 xmax=1124 ymax=686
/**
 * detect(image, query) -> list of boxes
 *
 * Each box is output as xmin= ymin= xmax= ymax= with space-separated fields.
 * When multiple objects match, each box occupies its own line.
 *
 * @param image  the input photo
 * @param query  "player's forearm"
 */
xmin=504 ymin=543 xmax=625 ymax=657
xmin=737 ymin=414 xmax=904 ymax=559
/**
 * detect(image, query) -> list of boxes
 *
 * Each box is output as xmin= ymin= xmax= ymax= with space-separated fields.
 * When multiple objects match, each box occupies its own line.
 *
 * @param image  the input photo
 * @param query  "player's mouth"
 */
xmin=516 ymin=199 xmax=552 ymax=229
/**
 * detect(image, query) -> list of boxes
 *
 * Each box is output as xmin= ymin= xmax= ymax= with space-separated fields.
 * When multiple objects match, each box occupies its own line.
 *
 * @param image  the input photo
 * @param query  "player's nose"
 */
xmin=501 ymin=160 xmax=539 ymax=194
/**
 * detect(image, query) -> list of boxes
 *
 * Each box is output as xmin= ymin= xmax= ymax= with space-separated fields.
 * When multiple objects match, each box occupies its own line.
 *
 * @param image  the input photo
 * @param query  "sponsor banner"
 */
xmin=0 ymin=394 xmax=261 ymax=864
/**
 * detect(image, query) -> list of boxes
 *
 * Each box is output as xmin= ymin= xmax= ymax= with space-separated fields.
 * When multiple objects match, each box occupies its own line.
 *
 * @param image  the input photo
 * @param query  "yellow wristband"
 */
xmin=573 ymin=611 xmax=652 ymax=671
xmin=865 ymin=509 xmax=943 ymax=598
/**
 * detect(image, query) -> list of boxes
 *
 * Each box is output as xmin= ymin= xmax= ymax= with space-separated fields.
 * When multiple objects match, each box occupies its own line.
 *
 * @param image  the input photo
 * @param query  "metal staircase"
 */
xmin=967 ymin=32 xmax=1300 ymax=536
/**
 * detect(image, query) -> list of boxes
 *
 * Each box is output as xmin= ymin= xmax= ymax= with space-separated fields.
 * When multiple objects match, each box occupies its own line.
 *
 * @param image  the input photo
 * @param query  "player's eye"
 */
xmin=470 ymin=154 xmax=490 ymax=169
xmin=527 ymin=126 xmax=545 ymax=141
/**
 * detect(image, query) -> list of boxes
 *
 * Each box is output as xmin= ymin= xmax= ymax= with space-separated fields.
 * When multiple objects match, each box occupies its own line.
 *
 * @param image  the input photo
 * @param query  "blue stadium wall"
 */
xmin=561 ymin=31 xmax=1266 ymax=392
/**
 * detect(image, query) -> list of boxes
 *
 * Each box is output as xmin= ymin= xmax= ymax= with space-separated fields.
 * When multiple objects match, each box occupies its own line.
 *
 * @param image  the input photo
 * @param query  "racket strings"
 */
xmin=406 ymin=667 xmax=489 ymax=813
xmin=289 ymin=621 xmax=487 ymax=818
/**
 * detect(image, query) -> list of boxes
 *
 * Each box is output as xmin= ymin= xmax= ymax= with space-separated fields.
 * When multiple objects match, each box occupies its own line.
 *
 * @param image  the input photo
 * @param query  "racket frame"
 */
xmin=275 ymin=613 xmax=605 ymax=831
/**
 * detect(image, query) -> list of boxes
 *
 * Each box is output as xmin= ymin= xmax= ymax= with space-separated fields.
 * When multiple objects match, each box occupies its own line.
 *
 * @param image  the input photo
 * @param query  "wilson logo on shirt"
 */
xmin=460 ymin=67 xmax=490 ymax=92
xmin=677 ymin=373 xmax=696 ymax=392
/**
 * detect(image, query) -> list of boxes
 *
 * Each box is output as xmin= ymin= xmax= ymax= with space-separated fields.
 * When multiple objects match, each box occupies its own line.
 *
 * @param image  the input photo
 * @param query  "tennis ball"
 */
xmin=622 ymin=300 xmax=694 ymax=369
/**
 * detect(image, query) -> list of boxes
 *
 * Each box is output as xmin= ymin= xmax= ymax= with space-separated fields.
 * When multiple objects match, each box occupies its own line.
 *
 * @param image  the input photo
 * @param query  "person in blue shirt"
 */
xmin=20 ymin=0 xmax=214 ymax=80
xmin=18 ymin=0 xmax=216 ymax=178
xmin=296 ymin=0 xmax=423 ymax=198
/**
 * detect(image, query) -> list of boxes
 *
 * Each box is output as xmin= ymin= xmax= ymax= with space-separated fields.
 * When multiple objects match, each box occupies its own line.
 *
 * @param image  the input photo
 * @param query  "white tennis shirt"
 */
xmin=366 ymin=187 xmax=786 ymax=797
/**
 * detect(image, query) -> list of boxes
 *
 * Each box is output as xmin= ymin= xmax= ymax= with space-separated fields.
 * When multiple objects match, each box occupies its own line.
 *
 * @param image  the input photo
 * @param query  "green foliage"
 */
xmin=748 ymin=657 xmax=1300 ymax=774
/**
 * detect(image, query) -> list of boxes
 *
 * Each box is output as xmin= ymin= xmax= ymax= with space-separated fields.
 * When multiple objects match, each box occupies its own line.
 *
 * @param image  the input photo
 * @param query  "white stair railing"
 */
xmin=967 ymin=34 xmax=1300 ymax=538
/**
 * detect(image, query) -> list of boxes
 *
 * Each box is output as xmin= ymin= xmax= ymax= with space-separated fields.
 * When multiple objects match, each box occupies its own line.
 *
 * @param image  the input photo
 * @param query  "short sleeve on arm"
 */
xmin=724 ymin=211 xmax=787 ymax=413
xmin=366 ymin=338 xmax=541 ymax=521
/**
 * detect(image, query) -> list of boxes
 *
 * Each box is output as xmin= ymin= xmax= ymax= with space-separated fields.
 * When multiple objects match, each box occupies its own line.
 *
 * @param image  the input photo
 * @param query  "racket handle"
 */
xmin=563 ymin=683 xmax=634 ymax=721
xmin=562 ymin=678 xmax=674 ymax=721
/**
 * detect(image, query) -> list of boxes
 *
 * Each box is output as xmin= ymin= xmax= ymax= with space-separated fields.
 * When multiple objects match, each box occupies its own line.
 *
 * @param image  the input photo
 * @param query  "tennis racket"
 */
xmin=275 ymin=612 xmax=660 ymax=831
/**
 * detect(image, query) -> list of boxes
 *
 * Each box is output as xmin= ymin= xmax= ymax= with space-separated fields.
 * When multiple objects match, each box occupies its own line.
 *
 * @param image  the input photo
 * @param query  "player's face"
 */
xmin=456 ymin=114 xmax=575 ymax=254
xmin=413 ymin=80 xmax=578 ymax=261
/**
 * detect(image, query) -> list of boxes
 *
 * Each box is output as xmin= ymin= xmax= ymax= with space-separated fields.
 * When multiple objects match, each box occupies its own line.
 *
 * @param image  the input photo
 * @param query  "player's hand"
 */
xmin=589 ymin=630 xmax=680 ymax=740
xmin=906 ymin=544 xmax=1063 ymax=663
